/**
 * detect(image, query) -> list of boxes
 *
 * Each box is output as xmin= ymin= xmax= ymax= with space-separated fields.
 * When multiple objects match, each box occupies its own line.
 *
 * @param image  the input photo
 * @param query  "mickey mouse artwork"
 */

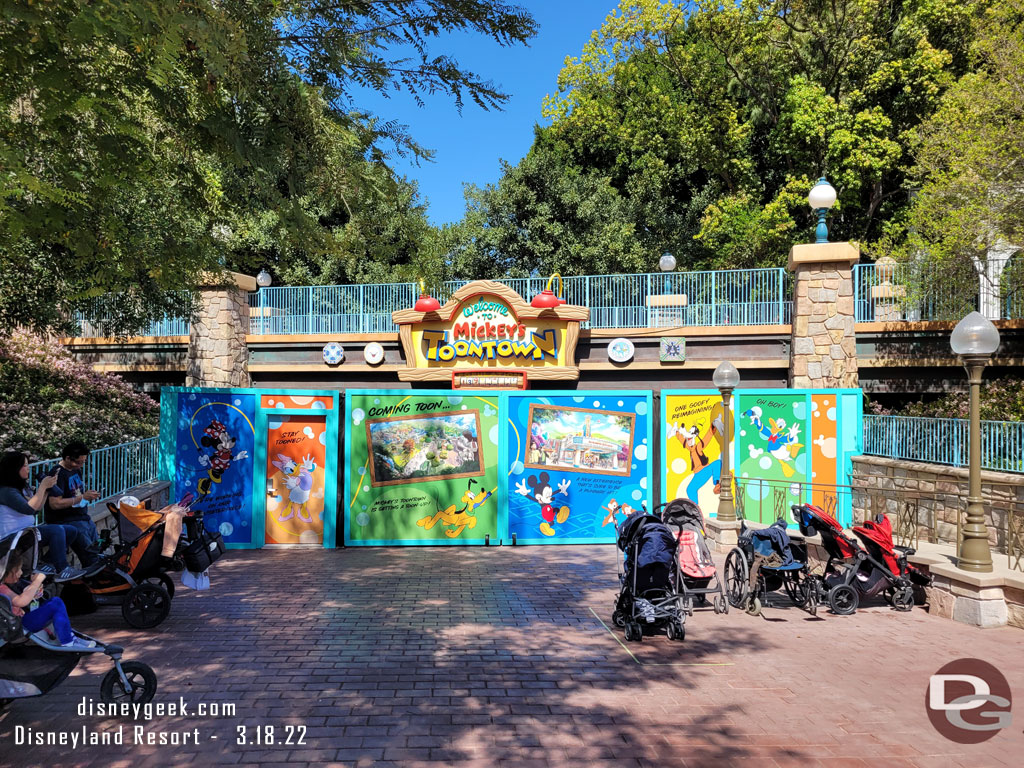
xmin=196 ymin=419 xmax=250 ymax=497
xmin=514 ymin=471 xmax=571 ymax=536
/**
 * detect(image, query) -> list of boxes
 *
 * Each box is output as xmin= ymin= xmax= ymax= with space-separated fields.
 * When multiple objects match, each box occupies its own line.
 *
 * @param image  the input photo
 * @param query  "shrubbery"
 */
xmin=0 ymin=330 xmax=158 ymax=460
xmin=867 ymin=377 xmax=1024 ymax=422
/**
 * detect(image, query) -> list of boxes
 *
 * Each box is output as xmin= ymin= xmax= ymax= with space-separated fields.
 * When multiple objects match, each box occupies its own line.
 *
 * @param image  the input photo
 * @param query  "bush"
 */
xmin=0 ymin=330 xmax=158 ymax=459
xmin=867 ymin=377 xmax=1024 ymax=422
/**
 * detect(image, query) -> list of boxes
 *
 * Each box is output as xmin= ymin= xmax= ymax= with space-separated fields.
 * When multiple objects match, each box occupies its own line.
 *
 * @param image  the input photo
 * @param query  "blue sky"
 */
xmin=347 ymin=2 xmax=619 ymax=226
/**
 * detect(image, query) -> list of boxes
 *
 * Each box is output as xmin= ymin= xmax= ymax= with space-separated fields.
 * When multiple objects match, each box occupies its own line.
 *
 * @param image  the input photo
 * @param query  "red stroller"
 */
xmin=796 ymin=504 xmax=931 ymax=615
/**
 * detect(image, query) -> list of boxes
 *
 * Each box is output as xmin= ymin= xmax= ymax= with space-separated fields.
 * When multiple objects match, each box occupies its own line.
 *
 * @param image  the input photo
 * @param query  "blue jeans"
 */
xmin=61 ymin=519 xmax=100 ymax=567
xmin=21 ymin=596 xmax=74 ymax=645
xmin=35 ymin=524 xmax=80 ymax=570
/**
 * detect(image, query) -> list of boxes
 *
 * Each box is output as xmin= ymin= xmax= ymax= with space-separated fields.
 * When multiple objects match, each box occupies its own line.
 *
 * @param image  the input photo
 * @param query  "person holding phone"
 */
xmin=0 ymin=451 xmax=86 ymax=581
xmin=43 ymin=441 xmax=102 ymax=568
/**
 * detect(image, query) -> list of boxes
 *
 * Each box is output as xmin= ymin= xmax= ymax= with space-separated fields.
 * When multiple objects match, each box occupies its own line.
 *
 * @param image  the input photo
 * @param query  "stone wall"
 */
xmin=851 ymin=455 xmax=1024 ymax=554
xmin=789 ymin=242 xmax=859 ymax=388
xmin=186 ymin=283 xmax=252 ymax=388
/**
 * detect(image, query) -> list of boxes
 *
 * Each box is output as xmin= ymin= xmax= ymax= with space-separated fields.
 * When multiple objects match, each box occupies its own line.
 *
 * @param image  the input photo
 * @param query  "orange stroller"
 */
xmin=62 ymin=495 xmax=223 ymax=629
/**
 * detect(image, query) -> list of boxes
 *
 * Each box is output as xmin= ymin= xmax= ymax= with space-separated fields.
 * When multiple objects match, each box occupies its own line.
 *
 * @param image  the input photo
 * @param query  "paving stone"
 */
xmin=0 ymin=546 xmax=1021 ymax=766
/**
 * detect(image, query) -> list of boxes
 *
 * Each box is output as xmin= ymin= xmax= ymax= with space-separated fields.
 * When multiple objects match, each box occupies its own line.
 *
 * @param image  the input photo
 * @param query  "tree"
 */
xmin=0 ymin=1 xmax=537 ymax=334
xmin=453 ymin=0 xmax=986 ymax=275
xmin=876 ymin=0 xmax=1024 ymax=319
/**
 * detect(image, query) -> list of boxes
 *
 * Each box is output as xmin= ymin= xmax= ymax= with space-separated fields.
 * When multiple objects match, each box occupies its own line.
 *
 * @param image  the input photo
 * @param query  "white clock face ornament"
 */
xmin=364 ymin=342 xmax=384 ymax=365
xmin=322 ymin=342 xmax=344 ymax=365
xmin=607 ymin=337 xmax=635 ymax=363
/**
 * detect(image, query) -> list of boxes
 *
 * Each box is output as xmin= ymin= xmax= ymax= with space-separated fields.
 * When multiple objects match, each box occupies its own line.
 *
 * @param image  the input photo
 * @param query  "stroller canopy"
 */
xmin=853 ymin=516 xmax=900 ymax=574
xmin=617 ymin=509 xmax=677 ymax=569
xmin=659 ymin=498 xmax=705 ymax=528
xmin=0 ymin=527 xmax=39 ymax=577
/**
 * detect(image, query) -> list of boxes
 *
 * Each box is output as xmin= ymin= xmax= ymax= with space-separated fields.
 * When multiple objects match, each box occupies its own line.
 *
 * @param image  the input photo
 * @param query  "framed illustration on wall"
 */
xmin=524 ymin=403 xmax=635 ymax=478
xmin=365 ymin=409 xmax=484 ymax=487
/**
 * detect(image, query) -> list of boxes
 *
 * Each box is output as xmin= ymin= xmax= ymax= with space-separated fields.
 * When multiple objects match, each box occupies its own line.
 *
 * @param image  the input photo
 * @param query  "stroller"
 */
xmin=63 ymin=492 xmax=224 ymax=629
xmin=724 ymin=518 xmax=818 ymax=616
xmin=612 ymin=507 xmax=688 ymax=642
xmin=0 ymin=528 xmax=157 ymax=707
xmin=655 ymin=498 xmax=728 ymax=615
xmin=796 ymin=504 xmax=931 ymax=615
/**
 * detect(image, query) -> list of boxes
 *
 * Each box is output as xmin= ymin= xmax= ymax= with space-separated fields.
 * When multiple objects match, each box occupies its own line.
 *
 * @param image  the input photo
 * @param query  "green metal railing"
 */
xmin=27 ymin=437 xmax=161 ymax=503
xmin=863 ymin=415 xmax=1024 ymax=474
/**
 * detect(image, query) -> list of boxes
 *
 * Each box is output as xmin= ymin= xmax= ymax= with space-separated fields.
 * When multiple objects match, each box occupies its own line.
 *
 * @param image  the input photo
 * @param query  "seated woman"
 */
xmin=0 ymin=551 xmax=94 ymax=649
xmin=0 ymin=451 xmax=86 ymax=581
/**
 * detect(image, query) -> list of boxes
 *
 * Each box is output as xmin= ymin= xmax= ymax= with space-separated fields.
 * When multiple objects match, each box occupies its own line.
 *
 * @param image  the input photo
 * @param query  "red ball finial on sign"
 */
xmin=414 ymin=279 xmax=441 ymax=312
xmin=531 ymin=273 xmax=566 ymax=308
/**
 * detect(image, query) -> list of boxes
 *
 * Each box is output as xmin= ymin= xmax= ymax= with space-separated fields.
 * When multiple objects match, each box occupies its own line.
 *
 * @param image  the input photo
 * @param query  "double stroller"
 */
xmin=795 ymin=504 xmax=932 ymax=615
xmin=725 ymin=518 xmax=818 ymax=616
xmin=612 ymin=507 xmax=688 ymax=642
xmin=61 ymin=493 xmax=224 ymax=629
xmin=656 ymin=498 xmax=728 ymax=615
xmin=0 ymin=528 xmax=157 ymax=707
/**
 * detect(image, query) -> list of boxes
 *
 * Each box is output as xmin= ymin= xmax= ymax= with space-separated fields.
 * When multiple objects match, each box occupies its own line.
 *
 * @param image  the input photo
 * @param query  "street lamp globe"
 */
xmin=808 ymin=178 xmax=837 ymax=210
xmin=950 ymin=311 xmax=1000 ymax=357
xmin=256 ymin=269 xmax=272 ymax=288
xmin=659 ymin=252 xmax=677 ymax=273
xmin=713 ymin=360 xmax=741 ymax=390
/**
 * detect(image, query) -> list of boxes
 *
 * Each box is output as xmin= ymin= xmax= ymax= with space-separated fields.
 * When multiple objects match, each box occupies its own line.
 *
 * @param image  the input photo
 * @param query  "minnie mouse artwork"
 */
xmin=196 ymin=419 xmax=250 ymax=497
xmin=514 ymin=471 xmax=571 ymax=537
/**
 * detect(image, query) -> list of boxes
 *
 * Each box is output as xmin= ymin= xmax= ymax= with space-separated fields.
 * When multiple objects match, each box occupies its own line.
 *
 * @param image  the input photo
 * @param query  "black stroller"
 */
xmin=0 ymin=527 xmax=158 ymax=708
xmin=724 ymin=518 xmax=818 ymax=617
xmin=612 ymin=508 xmax=688 ymax=642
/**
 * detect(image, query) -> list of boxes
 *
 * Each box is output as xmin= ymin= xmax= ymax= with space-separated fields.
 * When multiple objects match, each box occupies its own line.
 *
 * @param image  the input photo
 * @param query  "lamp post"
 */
xmin=659 ymin=251 xmax=676 ymax=294
xmin=808 ymin=177 xmax=837 ymax=244
xmin=951 ymin=311 xmax=1000 ymax=573
xmin=255 ymin=270 xmax=272 ymax=334
xmin=713 ymin=361 xmax=741 ymax=522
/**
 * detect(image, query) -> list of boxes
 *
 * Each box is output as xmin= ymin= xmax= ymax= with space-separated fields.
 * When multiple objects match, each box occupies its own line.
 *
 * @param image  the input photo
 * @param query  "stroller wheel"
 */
xmin=666 ymin=620 xmax=685 ymax=642
xmin=713 ymin=595 xmax=728 ymax=615
xmin=802 ymin=580 xmax=819 ymax=616
xmin=145 ymin=574 xmax=175 ymax=601
xmin=625 ymin=622 xmax=643 ymax=643
xmin=100 ymin=661 xmax=157 ymax=705
xmin=611 ymin=609 xmax=626 ymax=628
xmin=892 ymin=585 xmax=915 ymax=612
xmin=724 ymin=549 xmax=749 ymax=608
xmin=828 ymin=584 xmax=859 ymax=616
xmin=122 ymin=583 xmax=171 ymax=629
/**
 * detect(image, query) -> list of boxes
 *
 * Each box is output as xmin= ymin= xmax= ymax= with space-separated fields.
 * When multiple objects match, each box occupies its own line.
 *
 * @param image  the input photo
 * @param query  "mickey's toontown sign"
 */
xmin=392 ymin=279 xmax=589 ymax=385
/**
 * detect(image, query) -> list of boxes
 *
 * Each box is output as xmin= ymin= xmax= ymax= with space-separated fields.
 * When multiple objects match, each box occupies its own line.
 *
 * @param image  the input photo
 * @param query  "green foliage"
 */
xmin=0 ymin=330 xmax=158 ymax=459
xmin=869 ymin=377 xmax=1024 ymax=422
xmin=0 ymin=1 xmax=537 ymax=333
xmin=453 ymin=0 xmax=989 ymax=275
xmin=874 ymin=0 xmax=1024 ymax=319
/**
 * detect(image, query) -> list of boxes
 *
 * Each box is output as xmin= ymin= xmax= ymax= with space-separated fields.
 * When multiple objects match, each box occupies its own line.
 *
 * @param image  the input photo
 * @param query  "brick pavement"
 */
xmin=1 ymin=545 xmax=1022 ymax=767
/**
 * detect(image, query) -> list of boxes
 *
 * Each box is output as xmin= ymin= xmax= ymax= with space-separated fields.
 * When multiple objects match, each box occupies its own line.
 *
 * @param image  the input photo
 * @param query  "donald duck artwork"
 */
xmin=742 ymin=406 xmax=803 ymax=477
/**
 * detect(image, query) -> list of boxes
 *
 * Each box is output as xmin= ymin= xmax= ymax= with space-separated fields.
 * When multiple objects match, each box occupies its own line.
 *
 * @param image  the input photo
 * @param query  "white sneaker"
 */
xmin=61 ymin=637 xmax=97 ymax=650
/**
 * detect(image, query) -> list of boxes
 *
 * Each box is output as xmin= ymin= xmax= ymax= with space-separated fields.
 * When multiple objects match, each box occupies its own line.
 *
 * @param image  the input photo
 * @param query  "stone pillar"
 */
xmin=186 ymin=271 xmax=256 ymax=388
xmin=789 ymin=242 xmax=859 ymax=388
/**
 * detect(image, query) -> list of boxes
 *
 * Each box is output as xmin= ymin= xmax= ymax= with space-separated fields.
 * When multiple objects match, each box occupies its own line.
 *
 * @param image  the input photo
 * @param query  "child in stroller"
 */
xmin=0 ymin=527 xmax=157 ymax=707
xmin=612 ymin=506 xmax=688 ymax=642
xmin=655 ymin=498 xmax=728 ymax=615
xmin=795 ymin=504 xmax=931 ymax=615
xmin=724 ymin=518 xmax=818 ymax=616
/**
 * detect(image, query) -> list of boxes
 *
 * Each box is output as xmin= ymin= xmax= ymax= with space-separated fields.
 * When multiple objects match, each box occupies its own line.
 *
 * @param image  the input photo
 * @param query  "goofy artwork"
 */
xmin=196 ymin=419 xmax=250 ymax=496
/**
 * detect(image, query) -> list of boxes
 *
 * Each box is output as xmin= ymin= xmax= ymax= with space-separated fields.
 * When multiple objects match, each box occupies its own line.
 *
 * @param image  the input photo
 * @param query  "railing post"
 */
xmin=778 ymin=268 xmax=785 ymax=325
xmin=359 ymin=284 xmax=366 ymax=334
